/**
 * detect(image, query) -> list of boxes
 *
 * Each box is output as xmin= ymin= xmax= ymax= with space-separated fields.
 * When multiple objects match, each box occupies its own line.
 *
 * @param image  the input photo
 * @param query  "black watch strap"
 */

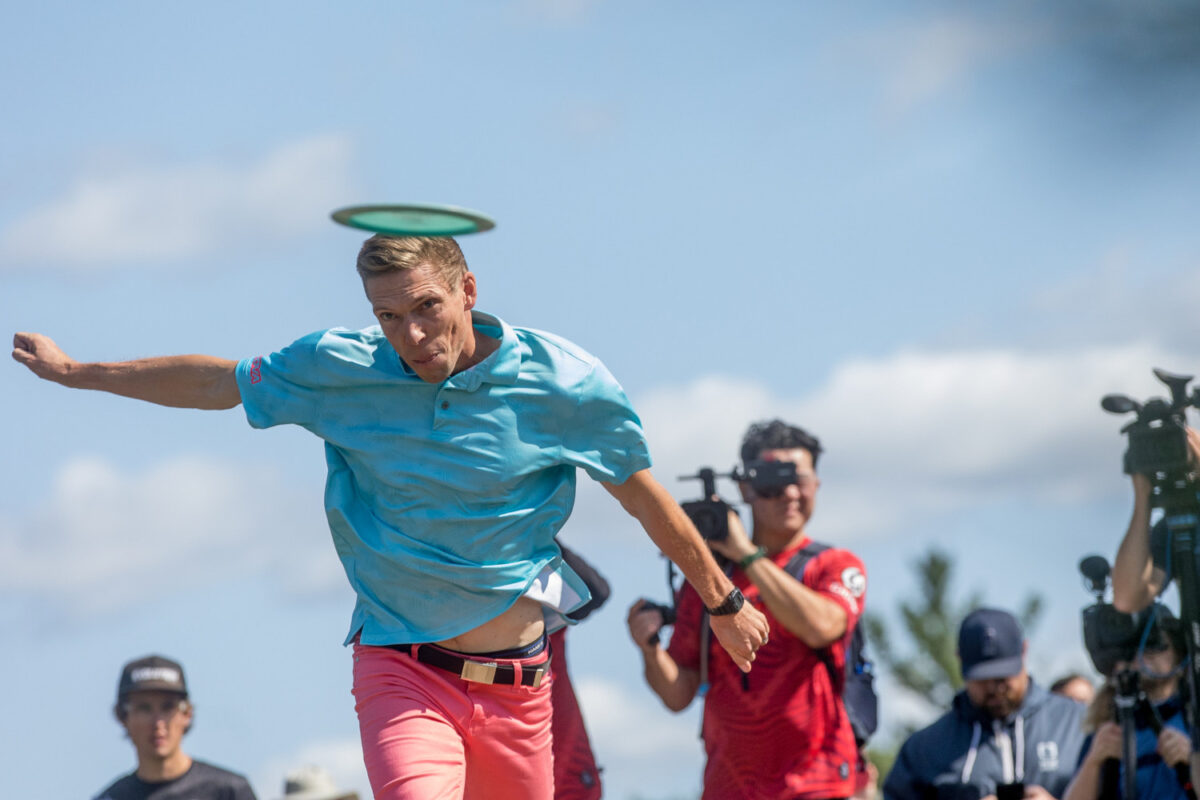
xmin=706 ymin=587 xmax=745 ymax=616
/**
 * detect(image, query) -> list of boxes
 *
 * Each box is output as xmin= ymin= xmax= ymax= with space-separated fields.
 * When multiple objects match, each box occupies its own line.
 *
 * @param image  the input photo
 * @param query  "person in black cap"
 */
xmin=883 ymin=608 xmax=1087 ymax=800
xmin=94 ymin=654 xmax=257 ymax=800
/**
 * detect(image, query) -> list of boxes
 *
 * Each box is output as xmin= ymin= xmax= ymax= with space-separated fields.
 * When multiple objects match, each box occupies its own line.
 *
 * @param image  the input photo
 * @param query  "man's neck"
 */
xmin=137 ymin=752 xmax=192 ymax=783
xmin=453 ymin=330 xmax=501 ymax=376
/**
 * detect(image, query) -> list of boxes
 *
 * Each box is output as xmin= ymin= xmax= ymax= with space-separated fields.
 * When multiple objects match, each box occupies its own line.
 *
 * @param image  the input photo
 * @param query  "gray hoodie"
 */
xmin=884 ymin=680 xmax=1087 ymax=800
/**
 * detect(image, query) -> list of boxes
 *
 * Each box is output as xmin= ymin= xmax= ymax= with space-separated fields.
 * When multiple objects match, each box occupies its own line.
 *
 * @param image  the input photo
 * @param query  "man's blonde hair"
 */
xmin=356 ymin=235 xmax=468 ymax=288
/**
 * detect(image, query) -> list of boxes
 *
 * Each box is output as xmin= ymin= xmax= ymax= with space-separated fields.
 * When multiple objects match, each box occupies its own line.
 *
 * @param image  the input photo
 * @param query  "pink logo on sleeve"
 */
xmin=249 ymin=356 xmax=263 ymax=385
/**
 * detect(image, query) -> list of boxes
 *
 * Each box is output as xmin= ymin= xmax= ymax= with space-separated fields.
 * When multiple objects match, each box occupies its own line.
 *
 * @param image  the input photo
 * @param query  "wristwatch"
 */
xmin=706 ymin=587 xmax=745 ymax=616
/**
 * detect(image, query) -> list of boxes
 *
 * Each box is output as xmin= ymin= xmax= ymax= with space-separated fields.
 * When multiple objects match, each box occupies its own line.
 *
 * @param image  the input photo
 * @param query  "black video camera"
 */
xmin=1078 ymin=554 xmax=1177 ymax=676
xmin=679 ymin=461 xmax=799 ymax=541
xmin=1102 ymin=368 xmax=1199 ymax=489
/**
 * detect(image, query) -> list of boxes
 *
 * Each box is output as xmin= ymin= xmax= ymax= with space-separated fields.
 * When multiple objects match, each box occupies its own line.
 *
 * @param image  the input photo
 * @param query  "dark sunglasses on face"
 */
xmin=753 ymin=473 xmax=816 ymax=498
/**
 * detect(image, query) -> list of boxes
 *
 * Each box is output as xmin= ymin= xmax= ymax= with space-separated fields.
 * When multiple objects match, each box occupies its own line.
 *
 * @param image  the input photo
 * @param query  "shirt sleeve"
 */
xmin=235 ymin=330 xmax=331 ymax=429
xmin=561 ymin=358 xmax=653 ymax=484
xmin=804 ymin=548 xmax=868 ymax=629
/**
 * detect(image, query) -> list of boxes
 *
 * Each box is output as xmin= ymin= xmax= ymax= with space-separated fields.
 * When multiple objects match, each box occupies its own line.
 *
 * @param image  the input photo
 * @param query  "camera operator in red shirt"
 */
xmin=627 ymin=420 xmax=868 ymax=800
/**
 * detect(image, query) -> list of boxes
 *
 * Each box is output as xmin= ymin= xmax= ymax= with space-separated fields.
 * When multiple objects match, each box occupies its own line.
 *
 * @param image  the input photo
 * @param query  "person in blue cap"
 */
xmin=884 ymin=607 xmax=1087 ymax=800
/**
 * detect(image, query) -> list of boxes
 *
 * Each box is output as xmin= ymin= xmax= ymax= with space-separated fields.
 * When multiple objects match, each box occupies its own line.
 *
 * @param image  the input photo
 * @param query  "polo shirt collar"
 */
xmin=454 ymin=310 xmax=520 ymax=390
xmin=394 ymin=310 xmax=520 ymax=389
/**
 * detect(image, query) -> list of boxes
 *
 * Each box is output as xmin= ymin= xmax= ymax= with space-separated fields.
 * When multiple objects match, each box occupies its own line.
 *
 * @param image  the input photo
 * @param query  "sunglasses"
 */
xmin=753 ymin=472 xmax=816 ymax=498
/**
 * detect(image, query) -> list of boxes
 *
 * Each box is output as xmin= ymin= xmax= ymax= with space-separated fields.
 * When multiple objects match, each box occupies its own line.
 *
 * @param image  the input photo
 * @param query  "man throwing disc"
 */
xmin=13 ymin=234 xmax=768 ymax=800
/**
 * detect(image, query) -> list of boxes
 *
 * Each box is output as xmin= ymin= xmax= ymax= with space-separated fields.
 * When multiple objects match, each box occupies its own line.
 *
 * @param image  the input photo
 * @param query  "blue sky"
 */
xmin=4 ymin=3 xmax=1200 ymax=798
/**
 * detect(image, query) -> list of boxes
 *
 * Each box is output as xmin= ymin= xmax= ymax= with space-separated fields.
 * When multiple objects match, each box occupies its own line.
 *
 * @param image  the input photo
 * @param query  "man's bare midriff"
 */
xmin=434 ymin=595 xmax=546 ymax=654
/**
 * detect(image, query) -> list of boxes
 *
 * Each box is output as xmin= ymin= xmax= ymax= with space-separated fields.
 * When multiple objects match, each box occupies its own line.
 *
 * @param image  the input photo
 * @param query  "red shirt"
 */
xmin=668 ymin=536 xmax=867 ymax=800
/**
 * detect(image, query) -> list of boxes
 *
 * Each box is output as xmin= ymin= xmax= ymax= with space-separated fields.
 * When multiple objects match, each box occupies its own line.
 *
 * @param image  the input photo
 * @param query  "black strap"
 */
xmin=783 ymin=542 xmax=842 ymax=688
xmin=388 ymin=643 xmax=547 ymax=687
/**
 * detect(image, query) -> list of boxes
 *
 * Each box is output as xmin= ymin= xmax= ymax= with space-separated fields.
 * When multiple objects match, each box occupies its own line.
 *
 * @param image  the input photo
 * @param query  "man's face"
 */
xmin=1112 ymin=642 xmax=1181 ymax=700
xmin=364 ymin=264 xmax=477 ymax=384
xmin=742 ymin=447 xmax=820 ymax=535
xmin=964 ymin=670 xmax=1029 ymax=719
xmin=118 ymin=690 xmax=191 ymax=762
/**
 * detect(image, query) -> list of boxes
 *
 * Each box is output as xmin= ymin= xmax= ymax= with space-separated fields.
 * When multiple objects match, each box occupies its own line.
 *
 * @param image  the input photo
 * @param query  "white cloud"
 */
xmin=0 ymin=455 xmax=341 ymax=620
xmin=844 ymin=16 xmax=1043 ymax=119
xmin=578 ymin=675 xmax=699 ymax=760
xmin=0 ymin=134 xmax=357 ymax=269
xmin=576 ymin=675 xmax=704 ymax=800
xmin=636 ymin=342 xmax=1190 ymax=541
xmin=255 ymin=739 xmax=370 ymax=800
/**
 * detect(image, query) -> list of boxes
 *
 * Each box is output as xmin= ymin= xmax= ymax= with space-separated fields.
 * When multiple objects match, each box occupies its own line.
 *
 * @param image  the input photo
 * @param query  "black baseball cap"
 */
xmin=117 ymin=655 xmax=188 ymax=702
xmin=959 ymin=608 xmax=1025 ymax=680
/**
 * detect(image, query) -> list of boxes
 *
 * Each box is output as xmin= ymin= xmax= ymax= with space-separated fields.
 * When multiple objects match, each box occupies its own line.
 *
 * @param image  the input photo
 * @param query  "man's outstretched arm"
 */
xmin=710 ymin=509 xmax=851 ymax=649
xmin=12 ymin=332 xmax=241 ymax=410
xmin=604 ymin=469 xmax=770 ymax=672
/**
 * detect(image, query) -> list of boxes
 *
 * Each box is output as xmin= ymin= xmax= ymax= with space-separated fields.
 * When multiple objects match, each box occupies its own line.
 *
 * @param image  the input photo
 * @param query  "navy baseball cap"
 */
xmin=117 ymin=654 xmax=188 ymax=702
xmin=959 ymin=608 xmax=1025 ymax=680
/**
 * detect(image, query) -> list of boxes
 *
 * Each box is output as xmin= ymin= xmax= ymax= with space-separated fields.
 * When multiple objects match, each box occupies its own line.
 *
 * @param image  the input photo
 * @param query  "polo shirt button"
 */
xmin=440 ymin=401 xmax=450 ymax=410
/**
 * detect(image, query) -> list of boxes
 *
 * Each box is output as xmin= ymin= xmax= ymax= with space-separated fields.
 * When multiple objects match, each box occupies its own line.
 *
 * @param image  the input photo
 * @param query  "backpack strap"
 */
xmin=782 ymin=542 xmax=844 ymax=691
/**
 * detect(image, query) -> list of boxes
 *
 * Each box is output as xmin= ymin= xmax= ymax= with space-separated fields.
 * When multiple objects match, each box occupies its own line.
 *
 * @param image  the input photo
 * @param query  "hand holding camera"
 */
xmin=627 ymin=598 xmax=675 ymax=649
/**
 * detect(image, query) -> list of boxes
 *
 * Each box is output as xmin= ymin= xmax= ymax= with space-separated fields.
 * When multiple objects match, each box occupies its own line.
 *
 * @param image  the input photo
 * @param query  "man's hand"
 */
xmin=627 ymin=599 xmax=667 ymax=650
xmin=708 ymin=602 xmax=770 ymax=673
xmin=707 ymin=506 xmax=757 ymax=564
xmin=1188 ymin=427 xmax=1200 ymax=470
xmin=1085 ymin=722 xmax=1124 ymax=763
xmin=1020 ymin=784 xmax=1055 ymax=800
xmin=1158 ymin=726 xmax=1193 ymax=767
xmin=12 ymin=332 xmax=75 ymax=383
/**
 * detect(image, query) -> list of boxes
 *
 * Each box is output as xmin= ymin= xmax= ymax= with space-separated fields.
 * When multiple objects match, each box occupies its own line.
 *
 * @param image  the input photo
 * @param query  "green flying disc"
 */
xmin=330 ymin=203 xmax=496 ymax=236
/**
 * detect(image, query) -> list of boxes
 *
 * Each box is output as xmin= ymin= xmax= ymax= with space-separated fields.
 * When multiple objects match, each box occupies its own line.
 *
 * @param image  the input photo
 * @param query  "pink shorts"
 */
xmin=352 ymin=640 xmax=555 ymax=800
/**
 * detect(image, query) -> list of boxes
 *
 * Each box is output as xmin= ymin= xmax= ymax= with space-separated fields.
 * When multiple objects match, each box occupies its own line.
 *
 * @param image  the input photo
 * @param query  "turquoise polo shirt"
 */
xmin=235 ymin=311 xmax=651 ymax=645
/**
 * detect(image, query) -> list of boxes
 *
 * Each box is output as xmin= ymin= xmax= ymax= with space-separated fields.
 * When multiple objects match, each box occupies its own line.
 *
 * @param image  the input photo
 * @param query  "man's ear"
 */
xmin=461 ymin=272 xmax=478 ymax=311
xmin=737 ymin=481 xmax=753 ymax=504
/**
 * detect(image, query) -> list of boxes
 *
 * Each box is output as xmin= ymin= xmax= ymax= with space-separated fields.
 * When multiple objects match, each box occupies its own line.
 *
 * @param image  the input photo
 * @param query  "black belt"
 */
xmin=390 ymin=643 xmax=547 ymax=688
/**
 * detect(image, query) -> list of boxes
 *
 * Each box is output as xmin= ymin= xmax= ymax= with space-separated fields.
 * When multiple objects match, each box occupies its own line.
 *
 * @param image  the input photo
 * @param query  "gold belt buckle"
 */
xmin=529 ymin=666 xmax=546 ymax=689
xmin=460 ymin=660 xmax=499 ymax=684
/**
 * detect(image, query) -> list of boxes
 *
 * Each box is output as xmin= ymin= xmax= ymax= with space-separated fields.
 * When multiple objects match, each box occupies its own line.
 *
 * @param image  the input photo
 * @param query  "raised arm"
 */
xmin=13 ymin=332 xmax=241 ymax=410
xmin=1113 ymin=427 xmax=1200 ymax=612
xmin=710 ymin=509 xmax=850 ymax=648
xmin=1111 ymin=472 xmax=1162 ymax=613
xmin=626 ymin=599 xmax=702 ymax=711
xmin=604 ymin=469 xmax=770 ymax=672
